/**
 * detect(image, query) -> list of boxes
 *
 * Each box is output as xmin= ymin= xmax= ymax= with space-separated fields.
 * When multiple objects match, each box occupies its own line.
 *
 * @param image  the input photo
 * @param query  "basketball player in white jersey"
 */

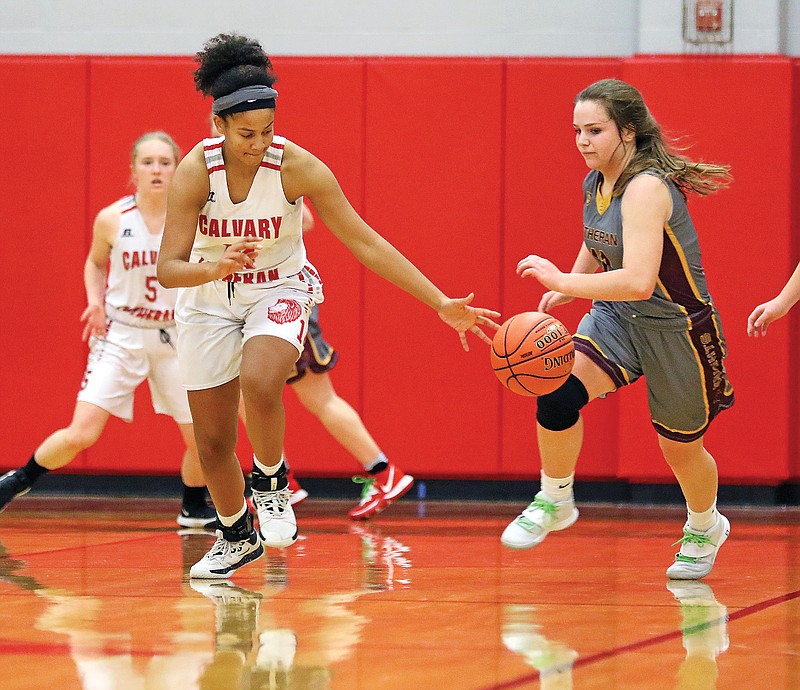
xmin=0 ymin=132 xmax=215 ymax=529
xmin=209 ymin=114 xmax=415 ymax=519
xmin=159 ymin=33 xmax=499 ymax=579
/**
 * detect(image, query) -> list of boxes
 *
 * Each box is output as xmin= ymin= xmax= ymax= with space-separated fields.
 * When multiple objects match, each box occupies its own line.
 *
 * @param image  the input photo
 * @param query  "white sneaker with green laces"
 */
xmin=666 ymin=513 xmax=730 ymax=580
xmin=501 ymin=491 xmax=579 ymax=549
xmin=665 ymin=581 xmax=730 ymax=658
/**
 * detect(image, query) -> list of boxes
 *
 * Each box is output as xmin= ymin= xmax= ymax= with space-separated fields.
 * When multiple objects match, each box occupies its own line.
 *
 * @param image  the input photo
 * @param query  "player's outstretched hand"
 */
xmin=438 ymin=293 xmax=501 ymax=352
xmin=538 ymin=290 xmax=574 ymax=313
xmin=80 ymin=304 xmax=107 ymax=342
xmin=747 ymin=299 xmax=789 ymax=337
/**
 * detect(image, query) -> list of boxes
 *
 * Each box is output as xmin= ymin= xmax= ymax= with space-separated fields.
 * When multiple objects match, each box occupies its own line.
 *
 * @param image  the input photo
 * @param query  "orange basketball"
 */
xmin=490 ymin=311 xmax=575 ymax=396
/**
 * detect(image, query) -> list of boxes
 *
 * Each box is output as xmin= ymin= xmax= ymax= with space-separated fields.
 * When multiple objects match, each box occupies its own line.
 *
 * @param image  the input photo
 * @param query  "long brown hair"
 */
xmin=575 ymin=79 xmax=731 ymax=197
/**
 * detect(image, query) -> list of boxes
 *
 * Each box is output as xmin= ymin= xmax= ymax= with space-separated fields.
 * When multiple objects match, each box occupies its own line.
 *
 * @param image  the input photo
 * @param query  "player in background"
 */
xmin=159 ymin=33 xmax=499 ymax=579
xmin=0 ymin=132 xmax=215 ymax=529
xmin=501 ymin=79 xmax=734 ymax=581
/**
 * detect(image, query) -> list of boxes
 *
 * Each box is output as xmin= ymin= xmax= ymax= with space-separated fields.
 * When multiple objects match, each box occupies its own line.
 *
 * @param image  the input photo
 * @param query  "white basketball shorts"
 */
xmin=78 ymin=322 xmax=192 ymax=423
xmin=175 ymin=269 xmax=324 ymax=391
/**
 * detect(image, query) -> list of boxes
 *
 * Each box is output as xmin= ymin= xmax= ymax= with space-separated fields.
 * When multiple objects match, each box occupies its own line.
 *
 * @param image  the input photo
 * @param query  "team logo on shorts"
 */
xmin=268 ymin=299 xmax=302 ymax=324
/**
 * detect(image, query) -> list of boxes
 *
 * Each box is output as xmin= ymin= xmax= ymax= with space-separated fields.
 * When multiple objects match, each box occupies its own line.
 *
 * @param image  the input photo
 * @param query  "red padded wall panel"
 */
xmin=792 ymin=60 xmax=800 ymax=482
xmin=361 ymin=59 xmax=504 ymax=477
xmin=617 ymin=58 xmax=793 ymax=483
xmin=0 ymin=58 xmax=90 ymax=473
xmin=267 ymin=59 xmax=367 ymax=476
xmin=3 ymin=54 xmax=799 ymax=487
xmin=503 ymin=60 xmax=623 ymax=481
xmin=86 ymin=58 xmax=208 ymax=218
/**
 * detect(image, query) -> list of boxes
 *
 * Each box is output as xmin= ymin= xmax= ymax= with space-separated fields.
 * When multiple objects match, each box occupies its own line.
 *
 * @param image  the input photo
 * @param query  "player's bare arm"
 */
xmin=747 ymin=260 xmax=800 ymax=336
xmin=281 ymin=144 xmax=500 ymax=350
xmin=533 ymin=245 xmax=597 ymax=312
xmin=81 ymin=204 xmax=117 ymax=341
xmin=520 ymin=175 xmax=668 ymax=302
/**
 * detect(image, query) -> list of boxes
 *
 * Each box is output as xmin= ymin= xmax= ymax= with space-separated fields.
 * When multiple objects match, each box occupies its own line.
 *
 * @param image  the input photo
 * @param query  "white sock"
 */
xmin=254 ymin=454 xmax=284 ymax=475
xmin=540 ymin=471 xmax=574 ymax=503
xmin=217 ymin=502 xmax=248 ymax=527
xmin=687 ymin=501 xmax=717 ymax=532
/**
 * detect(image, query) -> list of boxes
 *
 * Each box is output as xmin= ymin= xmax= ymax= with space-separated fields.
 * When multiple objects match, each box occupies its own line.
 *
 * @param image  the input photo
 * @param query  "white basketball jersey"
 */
xmin=105 ymin=195 xmax=176 ymax=327
xmin=193 ymin=135 xmax=306 ymax=282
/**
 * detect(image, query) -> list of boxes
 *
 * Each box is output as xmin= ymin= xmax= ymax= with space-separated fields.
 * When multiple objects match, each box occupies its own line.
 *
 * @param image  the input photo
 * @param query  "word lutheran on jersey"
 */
xmin=198 ymin=215 xmax=283 ymax=240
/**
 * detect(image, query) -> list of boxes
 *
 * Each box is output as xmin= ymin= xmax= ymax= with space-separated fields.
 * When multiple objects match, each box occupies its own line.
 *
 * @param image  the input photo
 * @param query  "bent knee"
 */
xmin=63 ymin=425 xmax=103 ymax=452
xmin=296 ymin=383 xmax=338 ymax=415
xmin=240 ymin=369 xmax=286 ymax=401
xmin=195 ymin=434 xmax=237 ymax=464
xmin=536 ymin=375 xmax=590 ymax=431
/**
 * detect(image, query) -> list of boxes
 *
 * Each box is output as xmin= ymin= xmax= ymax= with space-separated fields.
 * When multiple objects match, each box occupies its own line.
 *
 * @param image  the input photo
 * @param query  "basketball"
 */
xmin=490 ymin=312 xmax=575 ymax=396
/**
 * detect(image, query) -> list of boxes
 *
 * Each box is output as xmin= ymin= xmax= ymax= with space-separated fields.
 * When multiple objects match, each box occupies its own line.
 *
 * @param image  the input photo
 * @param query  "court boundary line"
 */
xmin=480 ymin=588 xmax=800 ymax=690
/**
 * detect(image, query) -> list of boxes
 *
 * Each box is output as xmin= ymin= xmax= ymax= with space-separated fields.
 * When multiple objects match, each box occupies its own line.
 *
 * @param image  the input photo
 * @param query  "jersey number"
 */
xmin=145 ymin=276 xmax=158 ymax=302
xmin=589 ymin=247 xmax=613 ymax=272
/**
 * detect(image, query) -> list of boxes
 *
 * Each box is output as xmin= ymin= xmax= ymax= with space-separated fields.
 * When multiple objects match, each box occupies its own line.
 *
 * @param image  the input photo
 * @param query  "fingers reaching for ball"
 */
xmin=438 ymin=294 xmax=501 ymax=352
xmin=538 ymin=291 xmax=574 ymax=313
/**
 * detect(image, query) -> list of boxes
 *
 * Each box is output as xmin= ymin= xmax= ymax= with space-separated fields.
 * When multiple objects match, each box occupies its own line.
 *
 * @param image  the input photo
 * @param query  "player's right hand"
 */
xmin=80 ymin=304 xmax=107 ymax=341
xmin=214 ymin=240 xmax=263 ymax=279
xmin=538 ymin=290 xmax=574 ymax=312
xmin=747 ymin=299 xmax=788 ymax=337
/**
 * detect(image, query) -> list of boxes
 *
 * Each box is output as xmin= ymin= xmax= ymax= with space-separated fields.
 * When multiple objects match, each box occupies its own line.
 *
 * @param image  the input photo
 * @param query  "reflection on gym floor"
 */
xmin=0 ymin=498 xmax=797 ymax=689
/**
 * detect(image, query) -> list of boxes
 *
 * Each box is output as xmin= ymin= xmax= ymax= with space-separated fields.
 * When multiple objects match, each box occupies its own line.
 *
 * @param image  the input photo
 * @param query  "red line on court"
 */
xmin=479 ymin=588 xmax=800 ymax=690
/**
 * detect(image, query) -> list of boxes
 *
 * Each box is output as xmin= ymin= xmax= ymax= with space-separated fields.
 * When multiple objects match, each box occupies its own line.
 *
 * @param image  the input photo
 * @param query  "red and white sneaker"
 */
xmin=348 ymin=463 xmax=414 ymax=520
xmin=287 ymin=469 xmax=309 ymax=506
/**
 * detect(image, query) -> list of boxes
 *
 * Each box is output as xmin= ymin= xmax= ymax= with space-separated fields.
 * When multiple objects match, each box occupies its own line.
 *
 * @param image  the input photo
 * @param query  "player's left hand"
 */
xmin=438 ymin=293 xmax=501 ymax=352
xmin=517 ymin=255 xmax=563 ymax=291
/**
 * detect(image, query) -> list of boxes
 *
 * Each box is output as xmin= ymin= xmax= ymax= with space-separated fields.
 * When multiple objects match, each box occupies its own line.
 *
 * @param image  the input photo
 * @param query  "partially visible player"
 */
xmin=501 ymin=79 xmax=734 ymax=581
xmin=0 ymin=132 xmax=215 ymax=529
xmin=209 ymin=114 xmax=412 ymax=519
xmin=747 ymin=261 xmax=800 ymax=336
xmin=283 ymin=296 xmax=414 ymax=520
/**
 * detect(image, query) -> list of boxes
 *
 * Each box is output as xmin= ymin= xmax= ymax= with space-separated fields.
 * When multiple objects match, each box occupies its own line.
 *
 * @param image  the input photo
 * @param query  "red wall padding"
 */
xmin=0 ymin=55 xmax=797 ymax=487
xmin=0 ymin=59 xmax=91 ymax=471
xmin=361 ymin=59 xmax=504 ymax=478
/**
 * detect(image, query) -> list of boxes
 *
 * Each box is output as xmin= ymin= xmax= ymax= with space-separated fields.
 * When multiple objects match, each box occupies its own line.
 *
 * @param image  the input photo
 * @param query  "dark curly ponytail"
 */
xmin=194 ymin=33 xmax=277 ymax=99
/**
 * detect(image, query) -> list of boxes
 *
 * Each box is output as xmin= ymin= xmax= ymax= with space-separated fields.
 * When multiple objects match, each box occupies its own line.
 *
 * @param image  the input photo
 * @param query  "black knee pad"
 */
xmin=536 ymin=375 xmax=589 ymax=431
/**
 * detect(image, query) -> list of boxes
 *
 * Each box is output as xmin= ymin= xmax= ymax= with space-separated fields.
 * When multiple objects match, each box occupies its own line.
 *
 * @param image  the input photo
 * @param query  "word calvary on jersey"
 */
xmin=121 ymin=250 xmax=158 ymax=270
xmin=198 ymin=215 xmax=282 ymax=239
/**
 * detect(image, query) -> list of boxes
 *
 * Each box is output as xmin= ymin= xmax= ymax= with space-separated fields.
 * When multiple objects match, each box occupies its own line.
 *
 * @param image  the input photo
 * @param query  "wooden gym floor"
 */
xmin=0 ymin=496 xmax=797 ymax=689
